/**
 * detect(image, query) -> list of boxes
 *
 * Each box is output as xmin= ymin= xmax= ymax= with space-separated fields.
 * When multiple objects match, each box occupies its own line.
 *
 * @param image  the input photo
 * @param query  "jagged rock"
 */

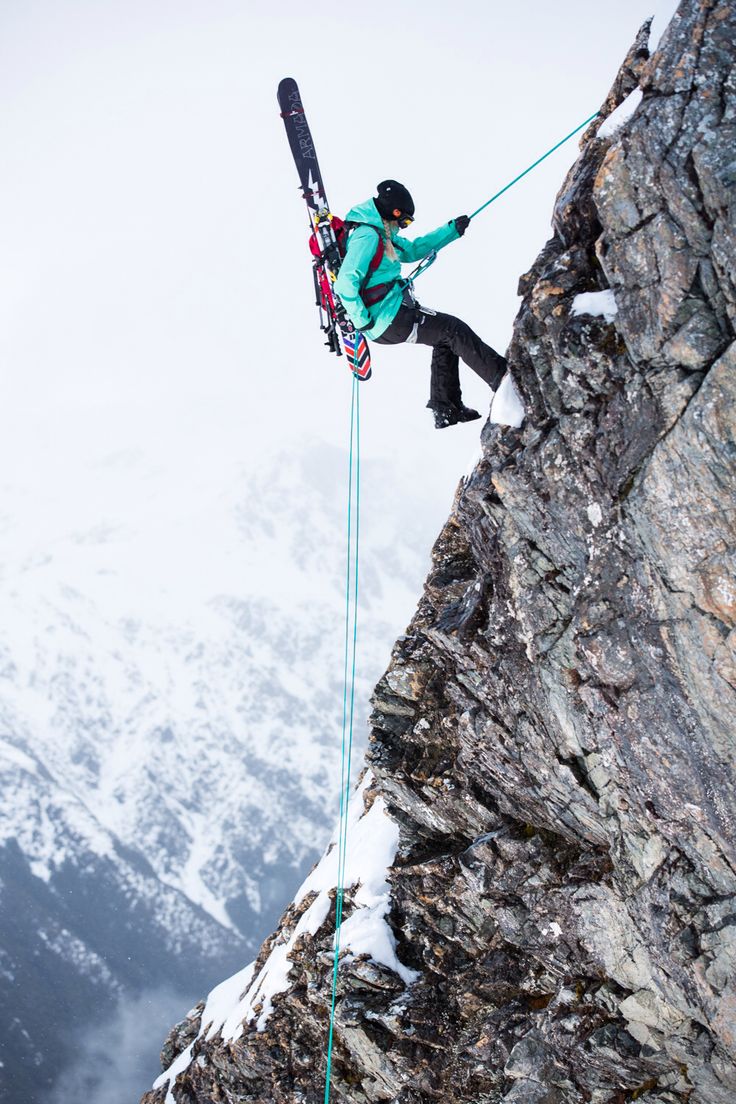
xmin=159 ymin=1004 xmax=204 ymax=1071
xmin=142 ymin=3 xmax=735 ymax=1103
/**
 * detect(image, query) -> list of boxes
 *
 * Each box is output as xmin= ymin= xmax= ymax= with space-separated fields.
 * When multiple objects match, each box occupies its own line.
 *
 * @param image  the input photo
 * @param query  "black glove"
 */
xmin=454 ymin=215 xmax=471 ymax=237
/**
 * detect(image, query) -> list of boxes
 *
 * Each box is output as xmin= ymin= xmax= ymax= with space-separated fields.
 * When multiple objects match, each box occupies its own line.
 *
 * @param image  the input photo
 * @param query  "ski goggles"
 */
xmin=393 ymin=208 xmax=414 ymax=229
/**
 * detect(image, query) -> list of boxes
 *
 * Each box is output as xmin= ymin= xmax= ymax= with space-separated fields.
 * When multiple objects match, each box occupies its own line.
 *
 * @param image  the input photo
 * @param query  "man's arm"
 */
xmin=394 ymin=220 xmax=460 ymax=264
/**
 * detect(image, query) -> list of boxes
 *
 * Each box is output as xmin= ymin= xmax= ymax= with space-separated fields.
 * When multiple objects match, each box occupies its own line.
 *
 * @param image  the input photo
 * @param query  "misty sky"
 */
xmin=2 ymin=0 xmax=678 ymax=526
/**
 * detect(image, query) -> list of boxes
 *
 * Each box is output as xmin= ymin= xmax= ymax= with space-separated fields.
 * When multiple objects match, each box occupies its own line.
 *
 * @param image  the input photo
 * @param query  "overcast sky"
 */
xmin=1 ymin=0 xmax=680 ymax=529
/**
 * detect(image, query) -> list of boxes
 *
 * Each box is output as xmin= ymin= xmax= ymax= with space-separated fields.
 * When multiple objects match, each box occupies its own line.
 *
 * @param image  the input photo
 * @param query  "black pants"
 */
xmin=375 ymin=302 xmax=506 ymax=407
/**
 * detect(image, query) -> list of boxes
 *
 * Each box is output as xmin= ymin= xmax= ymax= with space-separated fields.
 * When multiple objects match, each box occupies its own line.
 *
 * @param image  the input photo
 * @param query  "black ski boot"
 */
xmin=430 ymin=402 xmax=481 ymax=429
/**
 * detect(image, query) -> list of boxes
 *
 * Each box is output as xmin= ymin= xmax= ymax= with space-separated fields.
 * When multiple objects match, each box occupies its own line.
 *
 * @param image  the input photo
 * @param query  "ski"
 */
xmin=277 ymin=77 xmax=371 ymax=381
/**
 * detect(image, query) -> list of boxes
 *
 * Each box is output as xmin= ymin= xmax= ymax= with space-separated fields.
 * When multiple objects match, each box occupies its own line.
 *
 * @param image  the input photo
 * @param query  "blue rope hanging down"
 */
xmin=324 ymin=373 xmax=361 ymax=1104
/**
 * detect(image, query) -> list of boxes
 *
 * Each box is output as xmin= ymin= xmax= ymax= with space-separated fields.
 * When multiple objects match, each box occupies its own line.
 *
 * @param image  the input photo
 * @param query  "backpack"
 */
xmin=309 ymin=217 xmax=389 ymax=307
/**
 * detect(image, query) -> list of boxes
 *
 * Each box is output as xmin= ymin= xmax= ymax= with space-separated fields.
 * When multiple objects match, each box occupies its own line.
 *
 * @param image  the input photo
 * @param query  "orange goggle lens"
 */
xmin=393 ymin=208 xmax=414 ymax=228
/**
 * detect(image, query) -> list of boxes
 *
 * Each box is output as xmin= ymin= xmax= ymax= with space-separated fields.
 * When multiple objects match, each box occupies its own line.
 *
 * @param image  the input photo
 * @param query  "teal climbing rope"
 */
xmin=324 ymin=372 xmax=361 ymax=1104
xmin=468 ymin=111 xmax=600 ymax=219
xmin=403 ymin=109 xmax=600 ymax=290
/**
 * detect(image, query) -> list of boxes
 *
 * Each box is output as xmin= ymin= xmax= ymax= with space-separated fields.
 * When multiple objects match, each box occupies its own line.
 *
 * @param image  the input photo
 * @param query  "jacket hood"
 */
xmin=344 ymin=198 xmax=385 ymax=229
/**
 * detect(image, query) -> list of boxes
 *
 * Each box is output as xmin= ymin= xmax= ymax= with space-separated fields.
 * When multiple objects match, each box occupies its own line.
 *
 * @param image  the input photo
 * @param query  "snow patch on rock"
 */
xmin=587 ymin=503 xmax=603 ymax=528
xmin=597 ymin=88 xmax=643 ymax=138
xmin=571 ymin=290 xmax=619 ymax=324
xmin=490 ymin=372 xmax=525 ymax=429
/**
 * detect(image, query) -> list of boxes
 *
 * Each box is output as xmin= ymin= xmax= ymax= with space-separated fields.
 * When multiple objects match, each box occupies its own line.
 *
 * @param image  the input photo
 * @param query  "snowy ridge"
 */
xmin=153 ymin=771 xmax=415 ymax=1102
xmin=0 ymin=741 xmax=234 ymax=962
xmin=0 ymin=438 xmax=434 ymax=1095
xmin=0 ymin=444 xmax=430 ymax=935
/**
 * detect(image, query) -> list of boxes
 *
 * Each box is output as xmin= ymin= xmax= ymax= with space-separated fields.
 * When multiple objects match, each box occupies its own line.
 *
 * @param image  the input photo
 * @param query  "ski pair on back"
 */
xmin=277 ymin=76 xmax=374 ymax=381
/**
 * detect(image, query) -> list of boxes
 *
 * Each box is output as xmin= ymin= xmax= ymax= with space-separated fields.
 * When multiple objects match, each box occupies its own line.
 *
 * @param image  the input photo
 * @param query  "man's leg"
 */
xmin=416 ymin=308 xmax=506 ymax=392
xmin=429 ymin=345 xmax=462 ymax=407
xmin=375 ymin=304 xmax=466 ymax=417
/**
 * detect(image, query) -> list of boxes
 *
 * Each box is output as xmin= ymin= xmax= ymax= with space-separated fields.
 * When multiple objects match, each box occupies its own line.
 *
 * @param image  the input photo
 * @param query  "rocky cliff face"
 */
xmin=142 ymin=4 xmax=736 ymax=1102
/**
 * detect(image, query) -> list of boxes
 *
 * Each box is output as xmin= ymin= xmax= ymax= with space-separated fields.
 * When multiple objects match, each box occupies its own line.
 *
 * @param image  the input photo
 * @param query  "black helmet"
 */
xmin=374 ymin=180 xmax=415 ymax=225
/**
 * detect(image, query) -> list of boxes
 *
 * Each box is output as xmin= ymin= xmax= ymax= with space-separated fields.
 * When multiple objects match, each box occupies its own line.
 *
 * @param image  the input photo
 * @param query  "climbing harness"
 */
xmin=324 ymin=373 xmax=361 ymax=1104
xmin=400 ymin=110 xmax=600 ymax=294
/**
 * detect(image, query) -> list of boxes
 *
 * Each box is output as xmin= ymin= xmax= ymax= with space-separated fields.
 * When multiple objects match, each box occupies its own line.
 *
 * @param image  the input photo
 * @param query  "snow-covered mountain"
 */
xmin=0 ymin=437 xmax=438 ymax=1103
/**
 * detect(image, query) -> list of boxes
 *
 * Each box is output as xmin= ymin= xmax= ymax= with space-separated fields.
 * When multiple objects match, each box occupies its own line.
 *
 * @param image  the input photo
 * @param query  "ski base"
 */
xmin=341 ymin=331 xmax=372 ymax=381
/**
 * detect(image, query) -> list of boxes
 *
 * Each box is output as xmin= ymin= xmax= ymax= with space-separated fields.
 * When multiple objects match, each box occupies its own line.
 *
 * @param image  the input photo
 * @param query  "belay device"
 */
xmin=277 ymin=77 xmax=372 ymax=381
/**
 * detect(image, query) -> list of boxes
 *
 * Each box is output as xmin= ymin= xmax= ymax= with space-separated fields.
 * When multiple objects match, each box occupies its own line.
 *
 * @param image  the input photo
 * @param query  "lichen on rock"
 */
xmin=142 ymin=3 xmax=736 ymax=1102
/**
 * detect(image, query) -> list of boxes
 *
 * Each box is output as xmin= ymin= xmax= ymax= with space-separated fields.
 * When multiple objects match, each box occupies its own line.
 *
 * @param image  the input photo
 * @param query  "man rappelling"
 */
xmin=280 ymin=79 xmax=597 ymax=425
xmin=335 ymin=180 xmax=508 ymax=429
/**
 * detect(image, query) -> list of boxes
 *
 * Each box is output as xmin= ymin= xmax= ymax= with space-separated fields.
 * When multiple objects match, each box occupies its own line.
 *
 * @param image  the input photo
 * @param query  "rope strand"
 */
xmin=324 ymin=373 xmax=361 ymax=1104
xmin=405 ymin=110 xmax=600 ymax=291
xmin=469 ymin=111 xmax=599 ymax=220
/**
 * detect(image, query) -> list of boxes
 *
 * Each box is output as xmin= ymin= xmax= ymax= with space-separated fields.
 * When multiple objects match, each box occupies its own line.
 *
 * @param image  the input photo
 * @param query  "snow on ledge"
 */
xmin=153 ymin=772 xmax=415 ymax=1102
xmin=490 ymin=372 xmax=525 ymax=428
xmin=597 ymin=88 xmax=643 ymax=139
xmin=571 ymin=290 xmax=619 ymax=324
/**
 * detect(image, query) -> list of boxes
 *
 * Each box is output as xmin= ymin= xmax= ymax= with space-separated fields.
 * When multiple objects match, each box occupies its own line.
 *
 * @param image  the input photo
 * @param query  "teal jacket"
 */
xmin=334 ymin=199 xmax=460 ymax=340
